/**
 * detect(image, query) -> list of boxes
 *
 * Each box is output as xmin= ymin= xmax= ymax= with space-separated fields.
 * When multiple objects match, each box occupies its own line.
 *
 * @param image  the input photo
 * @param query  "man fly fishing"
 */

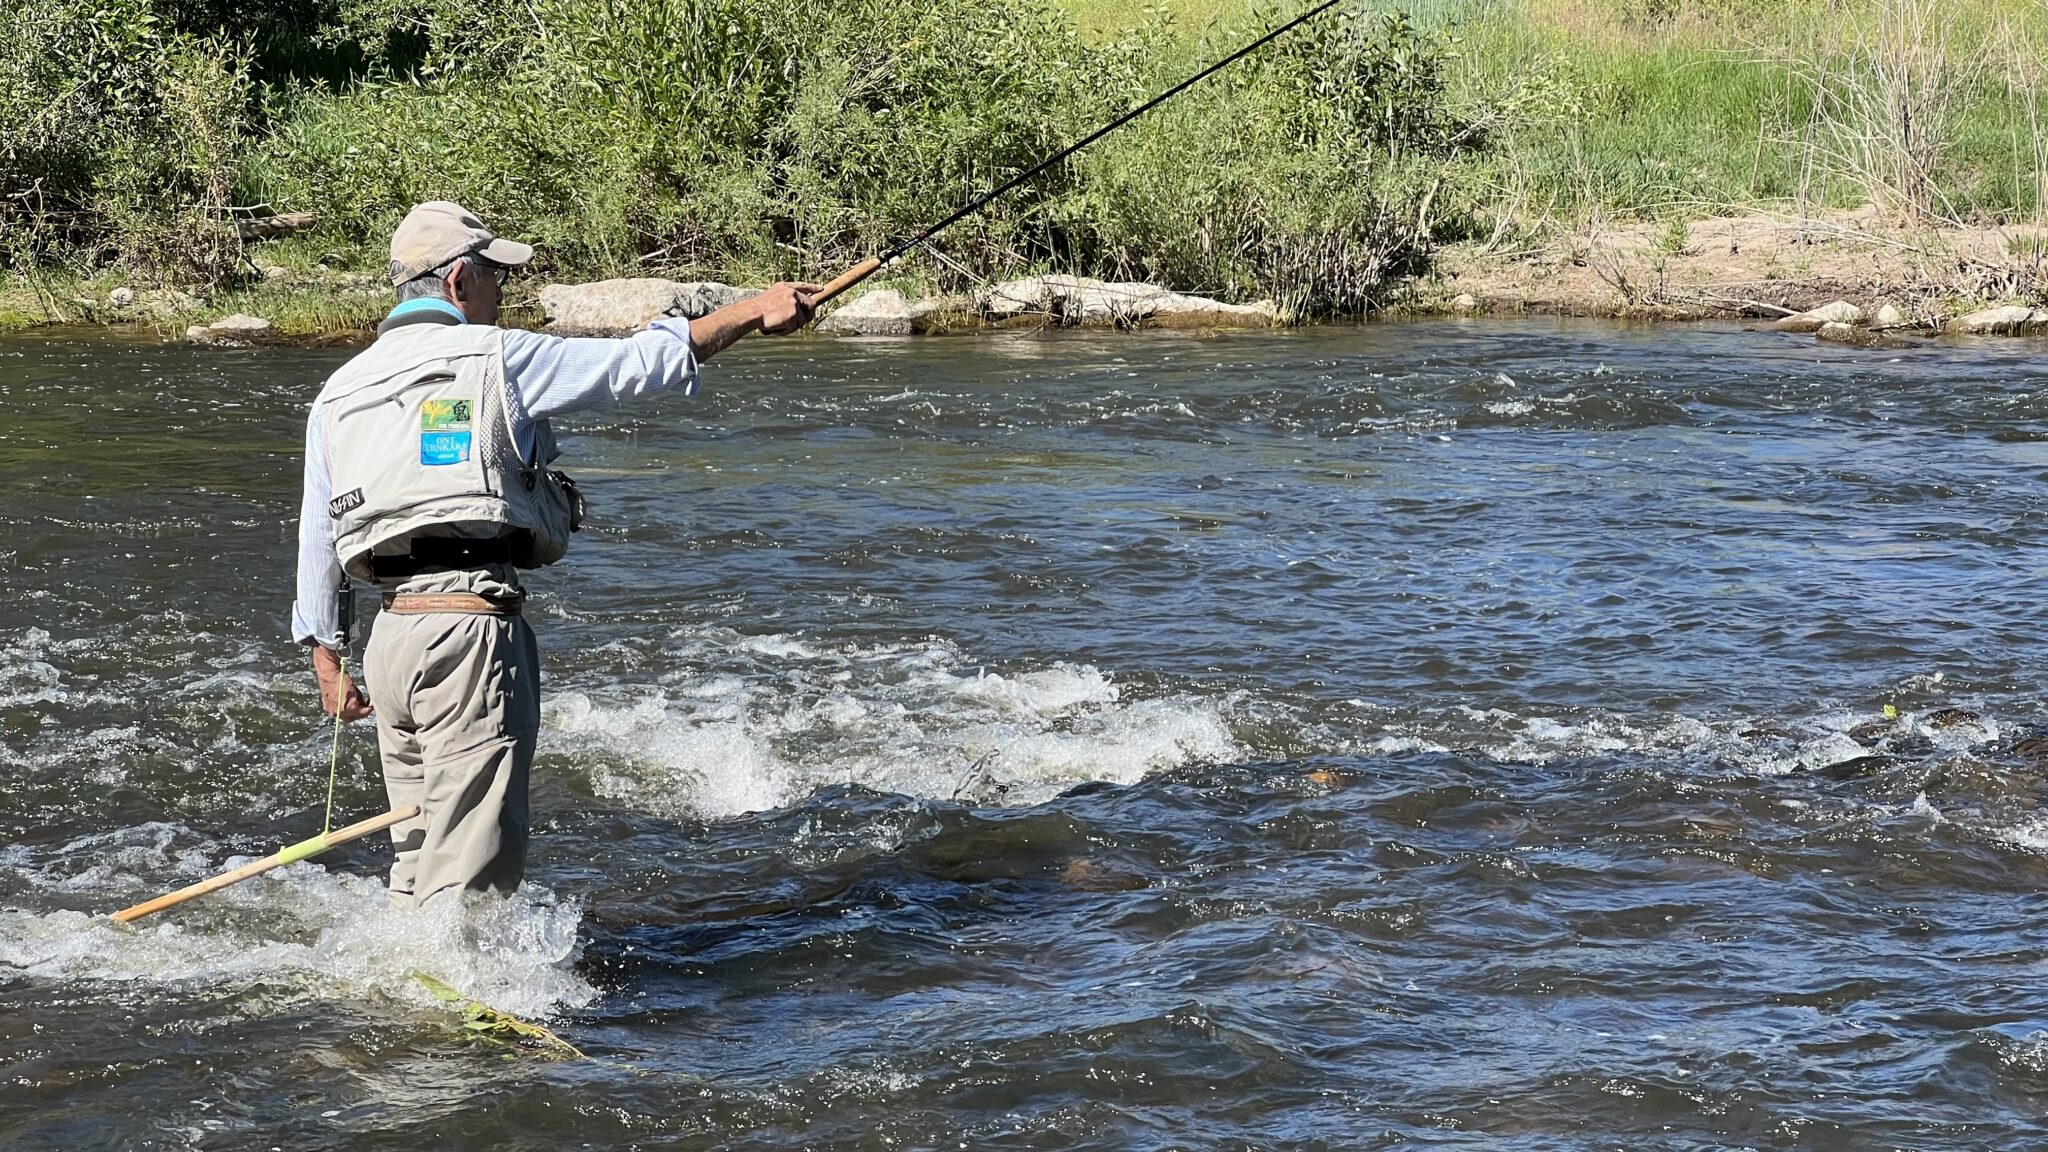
xmin=292 ymin=202 xmax=817 ymax=908
xmin=248 ymin=0 xmax=1349 ymax=917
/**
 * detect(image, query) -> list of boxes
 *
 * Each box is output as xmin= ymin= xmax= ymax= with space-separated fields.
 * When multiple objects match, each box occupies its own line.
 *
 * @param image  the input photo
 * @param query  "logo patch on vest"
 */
xmin=419 ymin=399 xmax=473 ymax=467
xmin=328 ymin=487 xmax=364 ymax=518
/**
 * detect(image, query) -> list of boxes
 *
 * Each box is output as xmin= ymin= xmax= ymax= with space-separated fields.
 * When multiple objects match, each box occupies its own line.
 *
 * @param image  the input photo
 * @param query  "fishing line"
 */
xmin=323 ymin=652 xmax=347 ymax=836
xmin=883 ymin=0 xmax=1352 ymax=264
xmin=811 ymin=0 xmax=1353 ymax=304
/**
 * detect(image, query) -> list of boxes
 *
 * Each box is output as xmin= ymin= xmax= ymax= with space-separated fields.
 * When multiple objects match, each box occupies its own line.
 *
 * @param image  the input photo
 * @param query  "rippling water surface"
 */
xmin=5 ymin=320 xmax=2048 ymax=1149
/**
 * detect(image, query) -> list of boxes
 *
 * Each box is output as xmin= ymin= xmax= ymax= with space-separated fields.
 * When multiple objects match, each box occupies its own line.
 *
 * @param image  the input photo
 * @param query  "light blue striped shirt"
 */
xmin=292 ymin=300 xmax=699 ymax=647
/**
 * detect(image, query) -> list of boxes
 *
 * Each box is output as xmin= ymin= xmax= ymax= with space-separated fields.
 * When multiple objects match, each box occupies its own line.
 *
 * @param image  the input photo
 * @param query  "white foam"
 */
xmin=1358 ymin=698 xmax=2003 ymax=781
xmin=545 ymin=631 xmax=1241 ymax=818
xmin=0 ymin=626 xmax=66 ymax=707
xmin=1743 ymin=731 xmax=1872 ymax=777
xmin=0 ymin=856 xmax=591 ymax=1020
xmin=940 ymin=663 xmax=1119 ymax=715
xmin=1364 ymin=734 xmax=1449 ymax=755
xmin=1995 ymin=814 xmax=2048 ymax=855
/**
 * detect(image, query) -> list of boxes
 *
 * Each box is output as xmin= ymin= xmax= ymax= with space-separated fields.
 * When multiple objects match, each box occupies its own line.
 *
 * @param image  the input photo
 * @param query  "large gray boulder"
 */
xmin=538 ymin=277 xmax=757 ymax=335
xmin=1772 ymin=300 xmax=1863 ymax=332
xmin=185 ymin=312 xmax=274 ymax=345
xmin=1949 ymin=305 xmax=2048 ymax=335
xmin=210 ymin=313 xmax=272 ymax=334
xmin=818 ymin=288 xmax=915 ymax=336
xmin=980 ymin=275 xmax=1279 ymax=328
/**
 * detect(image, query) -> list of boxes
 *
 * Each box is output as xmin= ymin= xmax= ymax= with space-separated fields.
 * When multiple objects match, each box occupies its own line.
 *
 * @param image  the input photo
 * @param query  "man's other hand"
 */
xmin=312 ymin=644 xmax=374 ymax=722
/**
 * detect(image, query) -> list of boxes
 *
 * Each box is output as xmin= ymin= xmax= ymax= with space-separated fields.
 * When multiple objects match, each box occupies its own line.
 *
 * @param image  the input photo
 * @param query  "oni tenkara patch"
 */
xmin=419 ymin=398 xmax=474 ymax=467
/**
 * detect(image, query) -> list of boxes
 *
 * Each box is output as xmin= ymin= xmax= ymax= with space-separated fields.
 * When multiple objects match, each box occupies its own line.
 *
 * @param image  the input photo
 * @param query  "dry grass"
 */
xmin=1789 ymin=0 xmax=1983 ymax=225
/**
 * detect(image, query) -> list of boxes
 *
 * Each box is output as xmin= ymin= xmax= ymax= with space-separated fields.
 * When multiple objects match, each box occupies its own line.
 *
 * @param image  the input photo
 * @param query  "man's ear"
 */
xmin=444 ymin=263 xmax=468 ymax=305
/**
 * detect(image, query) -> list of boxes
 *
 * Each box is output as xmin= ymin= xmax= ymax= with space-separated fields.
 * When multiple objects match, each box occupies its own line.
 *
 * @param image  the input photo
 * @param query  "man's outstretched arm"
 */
xmin=502 ymin=282 xmax=820 ymax=424
xmin=690 ymin=282 xmax=818 ymax=360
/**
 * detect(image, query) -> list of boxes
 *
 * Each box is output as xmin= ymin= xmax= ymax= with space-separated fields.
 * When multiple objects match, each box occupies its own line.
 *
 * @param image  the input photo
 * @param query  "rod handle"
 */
xmin=810 ymin=256 xmax=884 ymax=309
xmin=110 ymin=805 xmax=421 ymax=924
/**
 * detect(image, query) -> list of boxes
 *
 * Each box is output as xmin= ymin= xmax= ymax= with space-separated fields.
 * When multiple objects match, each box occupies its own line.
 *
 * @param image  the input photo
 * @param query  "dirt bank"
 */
xmin=1423 ymin=208 xmax=2048 ymax=325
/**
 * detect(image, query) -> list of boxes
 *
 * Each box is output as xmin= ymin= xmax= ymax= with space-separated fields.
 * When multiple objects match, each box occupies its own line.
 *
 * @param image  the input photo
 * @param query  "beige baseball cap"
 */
xmin=388 ymin=201 xmax=534 ymax=284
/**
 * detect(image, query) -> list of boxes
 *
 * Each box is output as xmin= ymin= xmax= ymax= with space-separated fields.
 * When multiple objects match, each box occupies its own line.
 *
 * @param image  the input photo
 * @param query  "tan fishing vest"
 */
xmin=316 ymin=323 xmax=577 ymax=583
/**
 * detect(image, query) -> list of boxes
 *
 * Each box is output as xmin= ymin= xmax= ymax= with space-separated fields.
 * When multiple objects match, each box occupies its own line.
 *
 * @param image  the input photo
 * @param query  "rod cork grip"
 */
xmin=811 ymin=256 xmax=885 ymax=308
xmin=109 ymin=805 xmax=421 ymax=924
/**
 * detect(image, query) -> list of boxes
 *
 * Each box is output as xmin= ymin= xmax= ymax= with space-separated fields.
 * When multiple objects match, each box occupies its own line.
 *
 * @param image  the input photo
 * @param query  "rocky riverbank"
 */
xmin=14 ymin=208 xmax=2048 ymax=346
xmin=528 ymin=274 xmax=1281 ymax=337
xmin=158 ymin=272 xmax=1284 ymax=345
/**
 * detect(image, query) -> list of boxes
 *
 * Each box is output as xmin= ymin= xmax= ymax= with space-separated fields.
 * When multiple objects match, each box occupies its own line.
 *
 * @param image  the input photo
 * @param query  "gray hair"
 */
xmin=393 ymin=254 xmax=482 ymax=302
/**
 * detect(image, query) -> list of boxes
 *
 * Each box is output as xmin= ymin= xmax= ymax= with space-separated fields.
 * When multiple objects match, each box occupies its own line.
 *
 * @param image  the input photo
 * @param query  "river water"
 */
xmin=3 ymin=319 xmax=2047 ymax=1149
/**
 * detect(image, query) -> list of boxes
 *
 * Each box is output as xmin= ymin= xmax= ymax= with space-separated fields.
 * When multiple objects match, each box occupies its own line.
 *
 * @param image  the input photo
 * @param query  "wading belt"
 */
xmin=381 ymin=591 xmax=526 ymax=616
xmin=370 ymin=538 xmax=515 ymax=580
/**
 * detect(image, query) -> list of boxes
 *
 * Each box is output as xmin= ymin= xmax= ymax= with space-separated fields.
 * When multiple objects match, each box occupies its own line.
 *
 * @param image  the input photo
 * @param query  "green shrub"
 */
xmin=1 ymin=0 xmax=253 ymax=276
xmin=247 ymin=0 xmax=1467 ymax=310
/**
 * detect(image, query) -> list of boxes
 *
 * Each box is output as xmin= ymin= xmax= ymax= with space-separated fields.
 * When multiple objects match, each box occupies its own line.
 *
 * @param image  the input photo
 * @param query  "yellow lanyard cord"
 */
xmin=324 ymin=652 xmax=348 ymax=837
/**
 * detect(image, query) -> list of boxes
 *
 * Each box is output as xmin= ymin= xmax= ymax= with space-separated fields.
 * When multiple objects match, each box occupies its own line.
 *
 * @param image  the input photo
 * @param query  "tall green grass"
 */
xmin=1448 ymin=0 xmax=2048 ymax=226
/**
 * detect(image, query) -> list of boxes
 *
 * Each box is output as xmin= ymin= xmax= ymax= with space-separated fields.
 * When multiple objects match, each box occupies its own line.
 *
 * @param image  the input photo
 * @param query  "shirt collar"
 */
xmin=377 ymin=297 xmax=468 ymax=336
xmin=386 ymin=297 xmax=467 ymax=324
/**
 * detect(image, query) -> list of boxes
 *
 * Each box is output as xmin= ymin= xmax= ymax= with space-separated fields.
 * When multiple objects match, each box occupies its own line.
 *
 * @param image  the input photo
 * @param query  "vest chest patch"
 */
xmin=419 ymin=399 xmax=473 ymax=466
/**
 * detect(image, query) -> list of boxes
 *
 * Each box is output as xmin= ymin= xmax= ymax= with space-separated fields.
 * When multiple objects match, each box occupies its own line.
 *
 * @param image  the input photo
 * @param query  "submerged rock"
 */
xmin=538 ymin=278 xmax=757 ymax=335
xmin=1816 ymin=321 xmax=1915 ymax=350
xmin=818 ymin=289 xmax=979 ymax=335
xmin=2009 ymin=731 xmax=2048 ymax=765
xmin=980 ymin=275 xmax=1279 ymax=329
xmin=1819 ymin=752 xmax=1894 ymax=780
xmin=1772 ymin=300 xmax=1863 ymax=332
xmin=1925 ymin=707 xmax=1981 ymax=730
xmin=1949 ymin=305 xmax=2048 ymax=335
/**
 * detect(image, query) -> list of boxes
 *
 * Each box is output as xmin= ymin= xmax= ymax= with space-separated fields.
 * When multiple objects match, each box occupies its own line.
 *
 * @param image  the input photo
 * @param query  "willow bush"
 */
xmin=0 ymin=0 xmax=253 ymax=275
xmin=248 ymin=0 xmax=1476 ymax=312
xmin=2 ymin=0 xmax=1470 ymax=311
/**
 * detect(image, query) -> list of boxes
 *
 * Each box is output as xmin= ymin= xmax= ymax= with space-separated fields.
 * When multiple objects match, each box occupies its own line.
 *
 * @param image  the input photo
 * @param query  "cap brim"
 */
xmin=477 ymin=237 xmax=534 ymax=267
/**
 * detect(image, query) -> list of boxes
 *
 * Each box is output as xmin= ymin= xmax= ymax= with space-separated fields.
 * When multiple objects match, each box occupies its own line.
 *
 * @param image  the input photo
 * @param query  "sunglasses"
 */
xmin=481 ymin=262 xmax=511 ymax=288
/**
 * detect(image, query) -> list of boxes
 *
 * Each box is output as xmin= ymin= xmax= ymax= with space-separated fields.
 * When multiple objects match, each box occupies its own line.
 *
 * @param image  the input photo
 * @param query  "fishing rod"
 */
xmin=807 ymin=0 xmax=1352 ymax=308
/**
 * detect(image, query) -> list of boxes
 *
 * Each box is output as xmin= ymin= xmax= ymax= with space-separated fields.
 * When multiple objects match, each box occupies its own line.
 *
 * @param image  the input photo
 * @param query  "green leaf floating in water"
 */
xmin=412 ymin=972 xmax=585 ymax=1059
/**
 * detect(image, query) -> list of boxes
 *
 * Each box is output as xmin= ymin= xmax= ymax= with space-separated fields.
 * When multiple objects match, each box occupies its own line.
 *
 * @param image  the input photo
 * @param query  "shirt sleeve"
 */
xmin=290 ymin=404 xmax=344 ymax=648
xmin=499 ymin=316 xmax=699 ymax=425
